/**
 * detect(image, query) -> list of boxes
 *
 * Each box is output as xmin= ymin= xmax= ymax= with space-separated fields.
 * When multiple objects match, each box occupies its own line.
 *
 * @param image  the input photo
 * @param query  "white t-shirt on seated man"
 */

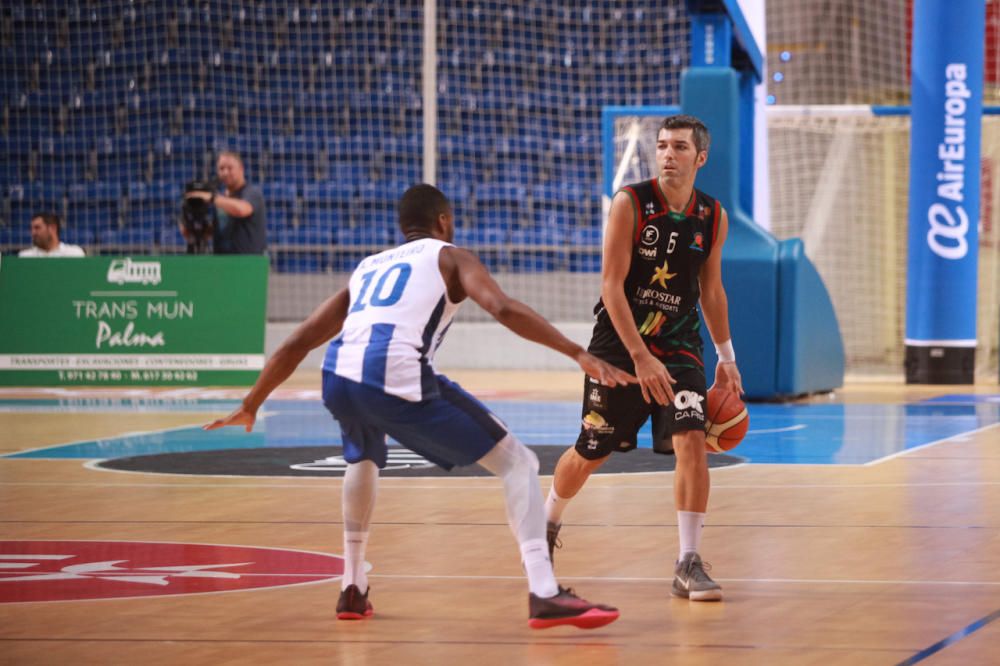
xmin=18 ymin=213 xmax=85 ymax=257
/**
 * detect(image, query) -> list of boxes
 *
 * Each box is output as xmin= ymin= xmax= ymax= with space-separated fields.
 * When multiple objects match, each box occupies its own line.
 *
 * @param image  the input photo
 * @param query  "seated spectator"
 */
xmin=19 ymin=213 xmax=86 ymax=257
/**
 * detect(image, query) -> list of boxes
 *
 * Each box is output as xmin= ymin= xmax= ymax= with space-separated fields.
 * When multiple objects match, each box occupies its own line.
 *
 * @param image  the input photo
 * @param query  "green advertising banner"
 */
xmin=0 ymin=256 xmax=268 ymax=386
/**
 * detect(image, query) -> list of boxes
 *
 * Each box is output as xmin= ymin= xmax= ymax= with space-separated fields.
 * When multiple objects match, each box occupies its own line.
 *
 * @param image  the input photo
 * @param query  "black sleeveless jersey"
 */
xmin=588 ymin=179 xmax=722 ymax=373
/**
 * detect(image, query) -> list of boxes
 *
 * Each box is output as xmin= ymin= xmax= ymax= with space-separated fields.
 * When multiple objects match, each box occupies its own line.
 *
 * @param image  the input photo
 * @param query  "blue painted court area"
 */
xmin=3 ymin=396 xmax=998 ymax=465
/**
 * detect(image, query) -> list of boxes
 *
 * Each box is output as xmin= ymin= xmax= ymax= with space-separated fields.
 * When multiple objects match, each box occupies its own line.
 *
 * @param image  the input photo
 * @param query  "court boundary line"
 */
xmin=4 ymin=569 xmax=996 ymax=587
xmin=896 ymin=607 xmax=1000 ymax=666
xmin=0 ymin=637 xmax=913 ymax=654
xmin=863 ymin=422 xmax=1000 ymax=466
xmin=3 ymin=425 xmax=202 ymax=458
xmin=4 ymin=477 xmax=1000 ymax=490
xmin=370 ymin=573 xmax=1000 ymax=586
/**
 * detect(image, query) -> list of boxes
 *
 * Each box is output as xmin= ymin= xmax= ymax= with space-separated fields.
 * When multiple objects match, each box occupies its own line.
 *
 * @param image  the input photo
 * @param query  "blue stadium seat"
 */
xmin=324 ymin=161 xmax=365 ymax=186
xmin=335 ymin=227 xmax=395 ymax=247
xmin=8 ymin=182 xmax=64 ymax=205
xmin=0 ymin=136 xmax=33 ymax=162
xmin=61 ymin=227 xmax=95 ymax=248
xmin=95 ymin=157 xmax=140 ymax=183
xmin=571 ymin=226 xmax=603 ymax=247
xmin=532 ymin=181 xmax=578 ymax=207
xmin=454 ymin=226 xmax=509 ymax=271
xmin=130 ymin=204 xmax=176 ymax=230
xmin=8 ymin=105 xmax=56 ymax=138
xmin=325 ymin=135 xmax=369 ymax=160
xmin=300 ymin=206 xmax=345 ymax=227
xmin=129 ymin=180 xmax=180 ymax=205
xmin=261 ymin=182 xmax=299 ymax=208
xmin=533 ymin=209 xmax=576 ymax=234
xmin=454 ymin=227 xmax=509 ymax=245
xmin=494 ymin=162 xmax=537 ymax=187
xmin=510 ymin=227 xmax=566 ymax=271
xmin=37 ymin=134 xmax=90 ymax=159
xmin=357 ymin=180 xmax=410 ymax=207
xmin=303 ymin=180 xmax=355 ymax=205
xmin=438 ymin=179 xmax=472 ymax=206
xmin=275 ymin=253 xmax=327 ymax=274
xmin=475 ymin=207 xmax=519 ymax=233
xmin=0 ymin=162 xmax=26 ymax=186
xmin=8 ymin=182 xmax=63 ymax=226
xmin=100 ymin=227 xmax=156 ymax=247
xmin=278 ymin=226 xmax=334 ymax=246
xmin=218 ymin=136 xmax=267 ymax=160
xmin=273 ymin=225 xmax=334 ymax=273
xmin=35 ymin=158 xmax=86 ymax=183
xmin=159 ymin=225 xmax=187 ymax=251
xmin=439 ymin=154 xmax=480 ymax=182
xmin=475 ymin=182 xmax=526 ymax=209
xmin=68 ymin=181 xmax=122 ymax=231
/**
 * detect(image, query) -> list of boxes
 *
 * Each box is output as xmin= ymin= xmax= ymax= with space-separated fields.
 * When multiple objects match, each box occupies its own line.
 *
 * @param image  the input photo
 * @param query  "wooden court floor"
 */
xmin=1 ymin=371 xmax=998 ymax=665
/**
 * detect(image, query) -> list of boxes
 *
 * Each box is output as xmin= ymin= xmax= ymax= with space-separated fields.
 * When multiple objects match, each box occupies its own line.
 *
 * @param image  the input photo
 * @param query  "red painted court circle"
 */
xmin=0 ymin=540 xmax=345 ymax=603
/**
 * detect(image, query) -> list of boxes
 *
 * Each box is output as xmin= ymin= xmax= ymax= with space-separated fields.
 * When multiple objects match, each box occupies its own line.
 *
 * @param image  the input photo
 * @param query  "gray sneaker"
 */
xmin=672 ymin=553 xmax=723 ymax=601
xmin=546 ymin=521 xmax=562 ymax=564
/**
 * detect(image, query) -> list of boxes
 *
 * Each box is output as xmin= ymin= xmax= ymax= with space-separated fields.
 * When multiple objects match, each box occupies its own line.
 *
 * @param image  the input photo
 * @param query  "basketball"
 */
xmin=704 ymin=387 xmax=749 ymax=452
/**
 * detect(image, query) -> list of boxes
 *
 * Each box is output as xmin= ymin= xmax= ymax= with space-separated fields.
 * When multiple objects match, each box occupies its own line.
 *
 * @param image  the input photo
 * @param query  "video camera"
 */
xmin=181 ymin=179 xmax=218 ymax=254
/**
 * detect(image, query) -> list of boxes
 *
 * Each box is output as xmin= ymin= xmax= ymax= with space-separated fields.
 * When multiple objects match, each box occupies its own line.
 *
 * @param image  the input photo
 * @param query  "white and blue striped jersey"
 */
xmin=323 ymin=238 xmax=461 ymax=401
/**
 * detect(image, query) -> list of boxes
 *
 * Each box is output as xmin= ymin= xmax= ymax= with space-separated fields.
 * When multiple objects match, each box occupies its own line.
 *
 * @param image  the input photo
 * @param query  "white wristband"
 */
xmin=715 ymin=339 xmax=736 ymax=363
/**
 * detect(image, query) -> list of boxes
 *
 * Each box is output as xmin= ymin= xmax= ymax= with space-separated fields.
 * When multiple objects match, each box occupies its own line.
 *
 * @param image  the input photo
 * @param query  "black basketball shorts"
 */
xmin=573 ymin=366 xmax=707 ymax=460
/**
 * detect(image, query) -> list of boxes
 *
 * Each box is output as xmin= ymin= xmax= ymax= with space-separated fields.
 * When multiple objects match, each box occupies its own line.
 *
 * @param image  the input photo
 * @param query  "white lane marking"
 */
xmin=369 ymin=573 xmax=1000 ymax=586
xmin=3 ymin=479 xmax=1000 ymax=490
xmin=746 ymin=424 xmax=807 ymax=435
xmin=863 ymin=422 xmax=1000 ymax=466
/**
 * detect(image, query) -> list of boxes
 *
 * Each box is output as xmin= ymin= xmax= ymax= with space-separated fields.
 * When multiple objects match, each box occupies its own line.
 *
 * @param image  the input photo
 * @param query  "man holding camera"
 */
xmin=182 ymin=151 xmax=267 ymax=255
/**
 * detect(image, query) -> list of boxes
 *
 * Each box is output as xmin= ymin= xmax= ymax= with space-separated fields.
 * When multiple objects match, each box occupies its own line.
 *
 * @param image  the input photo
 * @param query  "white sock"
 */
xmin=477 ymin=435 xmax=559 ymax=598
xmin=521 ymin=539 xmax=559 ymax=598
xmin=677 ymin=511 xmax=705 ymax=561
xmin=343 ymin=531 xmax=369 ymax=591
xmin=544 ymin=487 xmax=569 ymax=527
xmin=342 ymin=461 xmax=378 ymax=591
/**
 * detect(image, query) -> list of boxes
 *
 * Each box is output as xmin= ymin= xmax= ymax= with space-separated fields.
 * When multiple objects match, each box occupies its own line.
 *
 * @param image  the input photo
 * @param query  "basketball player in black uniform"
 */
xmin=545 ymin=115 xmax=743 ymax=601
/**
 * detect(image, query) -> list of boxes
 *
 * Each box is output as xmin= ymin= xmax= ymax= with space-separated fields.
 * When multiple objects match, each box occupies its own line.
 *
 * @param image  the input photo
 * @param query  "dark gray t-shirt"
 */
xmin=213 ymin=183 xmax=267 ymax=254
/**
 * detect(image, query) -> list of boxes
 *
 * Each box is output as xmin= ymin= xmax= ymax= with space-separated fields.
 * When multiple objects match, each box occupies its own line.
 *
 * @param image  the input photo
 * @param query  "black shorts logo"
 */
xmin=673 ymin=389 xmax=705 ymax=422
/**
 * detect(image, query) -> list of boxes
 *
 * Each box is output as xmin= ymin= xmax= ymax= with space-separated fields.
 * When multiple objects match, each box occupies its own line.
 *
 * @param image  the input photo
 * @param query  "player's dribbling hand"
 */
xmin=203 ymin=405 xmax=257 ymax=433
xmin=575 ymin=351 xmax=637 ymax=388
xmin=710 ymin=361 xmax=743 ymax=397
xmin=633 ymin=351 xmax=676 ymax=406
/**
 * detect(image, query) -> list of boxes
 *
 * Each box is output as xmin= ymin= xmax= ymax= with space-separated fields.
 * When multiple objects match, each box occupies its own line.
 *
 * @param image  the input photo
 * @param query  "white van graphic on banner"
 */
xmin=106 ymin=259 xmax=162 ymax=286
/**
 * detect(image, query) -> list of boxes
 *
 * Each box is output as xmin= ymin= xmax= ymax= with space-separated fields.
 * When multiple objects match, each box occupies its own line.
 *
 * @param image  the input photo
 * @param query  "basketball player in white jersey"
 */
xmin=207 ymin=184 xmax=635 ymax=629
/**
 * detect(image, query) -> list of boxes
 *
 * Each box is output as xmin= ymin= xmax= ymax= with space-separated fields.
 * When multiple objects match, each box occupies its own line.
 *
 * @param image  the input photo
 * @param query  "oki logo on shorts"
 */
xmin=673 ymin=390 xmax=705 ymax=422
xmin=0 ymin=540 xmax=345 ymax=603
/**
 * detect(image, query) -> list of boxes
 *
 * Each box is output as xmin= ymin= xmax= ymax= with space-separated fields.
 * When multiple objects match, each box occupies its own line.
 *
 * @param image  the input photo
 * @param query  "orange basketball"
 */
xmin=704 ymin=387 xmax=749 ymax=453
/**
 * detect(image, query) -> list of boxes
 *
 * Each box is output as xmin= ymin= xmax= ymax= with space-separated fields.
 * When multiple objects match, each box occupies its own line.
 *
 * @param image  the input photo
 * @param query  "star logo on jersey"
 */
xmin=649 ymin=260 xmax=677 ymax=288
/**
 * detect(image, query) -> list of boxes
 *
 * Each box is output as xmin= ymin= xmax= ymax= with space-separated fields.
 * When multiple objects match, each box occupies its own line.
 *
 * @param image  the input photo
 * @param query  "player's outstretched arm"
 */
xmin=204 ymin=288 xmax=350 ymax=431
xmin=440 ymin=246 xmax=636 ymax=388
xmin=698 ymin=208 xmax=743 ymax=395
